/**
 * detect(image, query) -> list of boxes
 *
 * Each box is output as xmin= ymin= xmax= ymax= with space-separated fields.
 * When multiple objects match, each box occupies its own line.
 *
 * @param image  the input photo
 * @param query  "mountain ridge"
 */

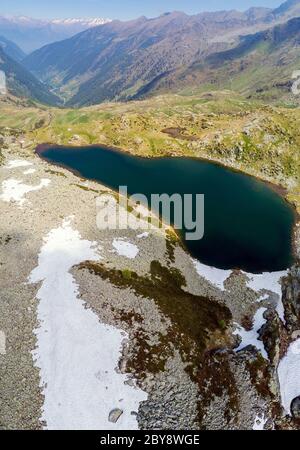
xmin=0 ymin=47 xmax=61 ymax=105
xmin=22 ymin=0 xmax=300 ymax=106
xmin=0 ymin=35 xmax=25 ymax=61
xmin=0 ymin=16 xmax=111 ymax=52
xmin=155 ymin=15 xmax=300 ymax=104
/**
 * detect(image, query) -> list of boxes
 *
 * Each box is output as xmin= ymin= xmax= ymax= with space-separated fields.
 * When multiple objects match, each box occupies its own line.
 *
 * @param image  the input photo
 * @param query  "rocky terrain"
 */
xmin=0 ymin=98 xmax=299 ymax=429
xmin=0 ymin=0 xmax=299 ymax=433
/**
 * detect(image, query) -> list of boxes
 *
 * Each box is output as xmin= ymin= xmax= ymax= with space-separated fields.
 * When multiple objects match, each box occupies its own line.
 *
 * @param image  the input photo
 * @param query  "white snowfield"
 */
xmin=137 ymin=232 xmax=149 ymax=239
xmin=193 ymin=259 xmax=232 ymax=291
xmin=0 ymin=178 xmax=50 ymax=205
xmin=233 ymin=308 xmax=268 ymax=359
xmin=278 ymin=338 xmax=300 ymax=416
xmin=51 ymin=18 xmax=111 ymax=26
xmin=253 ymin=413 xmax=268 ymax=430
xmin=244 ymin=270 xmax=287 ymax=297
xmin=112 ymin=238 xmax=139 ymax=259
xmin=4 ymin=160 xmax=33 ymax=169
xmin=29 ymin=218 xmax=147 ymax=430
xmin=194 ymin=260 xmax=286 ymax=322
xmin=194 ymin=258 xmax=286 ymax=297
xmin=23 ymin=168 xmax=36 ymax=175
xmin=245 ymin=270 xmax=287 ymax=323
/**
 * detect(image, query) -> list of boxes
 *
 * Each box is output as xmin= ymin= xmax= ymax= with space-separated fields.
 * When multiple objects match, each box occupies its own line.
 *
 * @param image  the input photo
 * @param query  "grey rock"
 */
xmin=291 ymin=396 xmax=300 ymax=419
xmin=282 ymin=266 xmax=300 ymax=331
xmin=109 ymin=408 xmax=123 ymax=423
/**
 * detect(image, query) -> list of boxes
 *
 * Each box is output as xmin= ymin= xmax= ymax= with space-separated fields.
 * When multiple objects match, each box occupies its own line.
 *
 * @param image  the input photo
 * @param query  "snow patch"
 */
xmin=5 ymin=159 xmax=33 ymax=169
xmin=253 ymin=413 xmax=268 ymax=430
xmin=256 ymin=294 xmax=269 ymax=303
xmin=0 ymin=178 xmax=50 ymax=205
xmin=51 ymin=18 xmax=111 ymax=26
xmin=112 ymin=239 xmax=139 ymax=259
xmin=244 ymin=271 xmax=286 ymax=297
xmin=193 ymin=259 xmax=232 ymax=291
xmin=245 ymin=271 xmax=287 ymax=323
xmin=193 ymin=256 xmax=286 ymax=305
xmin=275 ymin=297 xmax=286 ymax=324
xmin=29 ymin=218 xmax=147 ymax=430
xmin=137 ymin=232 xmax=149 ymax=239
xmin=23 ymin=168 xmax=36 ymax=175
xmin=233 ymin=308 xmax=268 ymax=359
xmin=278 ymin=338 xmax=300 ymax=415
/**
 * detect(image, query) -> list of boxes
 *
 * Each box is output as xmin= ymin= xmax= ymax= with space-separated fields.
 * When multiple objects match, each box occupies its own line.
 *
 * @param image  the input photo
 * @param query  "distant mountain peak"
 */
xmin=0 ymin=15 xmax=112 ymax=52
xmin=23 ymin=0 xmax=300 ymax=106
xmin=50 ymin=18 xmax=112 ymax=27
xmin=272 ymin=0 xmax=300 ymax=16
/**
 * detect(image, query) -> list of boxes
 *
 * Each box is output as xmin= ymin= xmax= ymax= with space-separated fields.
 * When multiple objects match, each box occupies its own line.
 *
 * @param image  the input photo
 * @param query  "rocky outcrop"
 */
xmin=282 ymin=265 xmax=300 ymax=332
xmin=260 ymin=309 xmax=282 ymax=367
xmin=291 ymin=396 xmax=300 ymax=419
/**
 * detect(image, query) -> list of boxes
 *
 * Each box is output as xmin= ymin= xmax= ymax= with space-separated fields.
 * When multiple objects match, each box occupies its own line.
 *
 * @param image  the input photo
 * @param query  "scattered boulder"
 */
xmin=282 ymin=266 xmax=300 ymax=331
xmin=108 ymin=408 xmax=123 ymax=423
xmin=291 ymin=396 xmax=300 ymax=419
xmin=259 ymin=308 xmax=281 ymax=365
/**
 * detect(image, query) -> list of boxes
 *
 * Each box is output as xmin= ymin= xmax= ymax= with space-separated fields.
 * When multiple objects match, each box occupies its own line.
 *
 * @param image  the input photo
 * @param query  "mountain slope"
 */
xmin=0 ymin=35 xmax=25 ymax=61
xmin=23 ymin=0 xmax=300 ymax=106
xmin=151 ymin=16 xmax=300 ymax=104
xmin=268 ymin=0 xmax=300 ymax=19
xmin=0 ymin=16 xmax=111 ymax=53
xmin=0 ymin=47 xmax=60 ymax=105
xmin=22 ymin=8 xmax=281 ymax=107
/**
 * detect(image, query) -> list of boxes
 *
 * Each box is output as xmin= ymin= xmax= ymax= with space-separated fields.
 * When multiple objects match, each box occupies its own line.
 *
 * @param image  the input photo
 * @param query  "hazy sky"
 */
xmin=1 ymin=0 xmax=284 ymax=20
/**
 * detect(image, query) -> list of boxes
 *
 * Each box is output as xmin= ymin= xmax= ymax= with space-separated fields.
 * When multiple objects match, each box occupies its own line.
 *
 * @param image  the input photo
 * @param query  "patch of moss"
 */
xmin=71 ymin=183 xmax=99 ymax=193
xmin=218 ymin=319 xmax=227 ymax=331
xmin=197 ymin=352 xmax=239 ymax=425
xmin=241 ymin=315 xmax=254 ymax=331
xmin=45 ymin=168 xmax=66 ymax=177
xmin=121 ymin=269 xmax=133 ymax=280
xmin=77 ymin=260 xmax=232 ymax=408
xmin=246 ymin=353 xmax=272 ymax=399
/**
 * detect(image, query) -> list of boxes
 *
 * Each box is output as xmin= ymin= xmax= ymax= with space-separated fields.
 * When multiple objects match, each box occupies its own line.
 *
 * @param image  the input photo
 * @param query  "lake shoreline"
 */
xmin=35 ymin=142 xmax=297 ymax=215
xmin=36 ymin=142 xmax=299 ymax=271
xmin=1 ymin=145 xmax=299 ymax=430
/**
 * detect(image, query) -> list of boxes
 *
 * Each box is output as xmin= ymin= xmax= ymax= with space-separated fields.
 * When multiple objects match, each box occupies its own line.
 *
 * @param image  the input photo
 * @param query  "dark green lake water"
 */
xmin=37 ymin=145 xmax=295 ymax=273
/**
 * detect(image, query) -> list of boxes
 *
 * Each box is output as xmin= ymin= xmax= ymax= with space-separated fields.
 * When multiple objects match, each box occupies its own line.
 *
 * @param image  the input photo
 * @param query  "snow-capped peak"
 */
xmin=51 ymin=18 xmax=111 ymax=27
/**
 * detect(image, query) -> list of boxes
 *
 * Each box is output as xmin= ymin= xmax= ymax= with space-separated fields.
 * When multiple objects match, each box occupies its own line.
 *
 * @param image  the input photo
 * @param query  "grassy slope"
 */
xmin=1 ymin=91 xmax=299 ymax=212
